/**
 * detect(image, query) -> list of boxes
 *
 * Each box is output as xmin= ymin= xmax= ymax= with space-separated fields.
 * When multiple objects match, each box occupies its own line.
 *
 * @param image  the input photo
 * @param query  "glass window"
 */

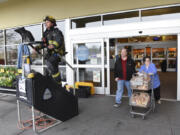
xmin=152 ymin=48 xmax=165 ymax=58
xmin=0 ymin=47 xmax=5 ymax=65
xmin=79 ymin=68 xmax=102 ymax=87
xmin=73 ymin=45 xmax=77 ymax=64
xmin=6 ymin=29 xmax=22 ymax=45
xmin=25 ymin=24 xmax=42 ymax=41
xmin=6 ymin=45 xmax=18 ymax=65
xmin=142 ymin=6 xmax=180 ymax=22
xmin=74 ymin=42 xmax=101 ymax=65
xmin=71 ymin=16 xmax=101 ymax=29
xmin=142 ymin=6 xmax=180 ymax=17
xmin=0 ymin=31 xmax=4 ymax=46
xmin=103 ymin=11 xmax=139 ymax=25
xmin=56 ymin=21 xmax=65 ymax=36
xmin=109 ymin=39 xmax=116 ymax=69
xmin=104 ymin=42 xmax=107 ymax=65
xmin=30 ymin=47 xmax=43 ymax=65
xmin=31 ymin=67 xmax=43 ymax=74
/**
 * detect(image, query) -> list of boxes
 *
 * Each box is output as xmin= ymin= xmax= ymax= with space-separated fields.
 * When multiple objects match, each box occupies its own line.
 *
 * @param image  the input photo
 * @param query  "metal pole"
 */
xmin=17 ymin=100 xmax=21 ymax=123
xmin=73 ymin=70 xmax=76 ymax=95
xmin=32 ymin=106 xmax=36 ymax=132
xmin=61 ymin=57 xmax=76 ymax=95
xmin=151 ymin=75 xmax=155 ymax=111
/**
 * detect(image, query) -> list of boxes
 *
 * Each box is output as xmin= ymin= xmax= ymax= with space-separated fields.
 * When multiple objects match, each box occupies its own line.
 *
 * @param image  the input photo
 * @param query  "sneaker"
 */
xmin=113 ymin=103 xmax=121 ymax=108
xmin=157 ymin=100 xmax=161 ymax=104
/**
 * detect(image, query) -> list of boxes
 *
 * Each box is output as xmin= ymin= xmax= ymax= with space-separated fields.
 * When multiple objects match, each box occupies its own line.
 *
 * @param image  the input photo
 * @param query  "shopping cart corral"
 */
xmin=129 ymin=73 xmax=155 ymax=119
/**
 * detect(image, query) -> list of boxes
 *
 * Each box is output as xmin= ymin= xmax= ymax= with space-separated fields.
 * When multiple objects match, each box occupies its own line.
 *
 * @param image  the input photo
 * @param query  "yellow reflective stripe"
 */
xmin=48 ymin=40 xmax=53 ymax=45
xmin=52 ymin=41 xmax=59 ymax=47
xmin=52 ymin=72 xmax=60 ymax=78
xmin=48 ymin=40 xmax=59 ymax=47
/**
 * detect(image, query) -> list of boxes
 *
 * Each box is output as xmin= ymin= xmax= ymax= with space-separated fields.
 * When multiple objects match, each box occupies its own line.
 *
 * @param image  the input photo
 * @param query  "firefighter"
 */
xmin=34 ymin=16 xmax=65 ymax=86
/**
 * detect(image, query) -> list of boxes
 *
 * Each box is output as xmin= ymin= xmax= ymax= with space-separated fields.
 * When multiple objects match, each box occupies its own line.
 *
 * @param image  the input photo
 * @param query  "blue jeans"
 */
xmin=115 ymin=80 xmax=132 ymax=104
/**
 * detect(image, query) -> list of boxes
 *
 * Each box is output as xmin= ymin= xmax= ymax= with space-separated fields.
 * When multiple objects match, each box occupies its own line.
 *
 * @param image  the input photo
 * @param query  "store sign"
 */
xmin=76 ymin=46 xmax=89 ymax=61
xmin=18 ymin=79 xmax=27 ymax=100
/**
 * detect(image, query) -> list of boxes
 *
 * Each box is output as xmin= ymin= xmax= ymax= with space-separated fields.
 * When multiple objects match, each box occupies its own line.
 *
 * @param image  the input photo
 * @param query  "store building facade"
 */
xmin=0 ymin=0 xmax=180 ymax=100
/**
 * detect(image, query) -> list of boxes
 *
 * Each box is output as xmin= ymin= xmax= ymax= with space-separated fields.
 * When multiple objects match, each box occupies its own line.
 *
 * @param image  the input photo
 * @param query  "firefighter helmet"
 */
xmin=43 ymin=16 xmax=57 ymax=26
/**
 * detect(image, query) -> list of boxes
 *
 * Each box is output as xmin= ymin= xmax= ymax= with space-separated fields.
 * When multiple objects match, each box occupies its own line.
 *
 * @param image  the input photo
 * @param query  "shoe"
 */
xmin=157 ymin=100 xmax=161 ymax=104
xmin=113 ymin=103 xmax=121 ymax=108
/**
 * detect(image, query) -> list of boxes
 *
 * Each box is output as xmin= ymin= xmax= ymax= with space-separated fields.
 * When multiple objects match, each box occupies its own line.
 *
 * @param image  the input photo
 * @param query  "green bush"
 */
xmin=0 ymin=67 xmax=18 ymax=88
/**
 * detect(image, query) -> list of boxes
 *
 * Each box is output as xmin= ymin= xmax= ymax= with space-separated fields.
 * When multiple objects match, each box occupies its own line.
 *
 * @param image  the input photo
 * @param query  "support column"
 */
xmin=177 ymin=34 xmax=180 ymax=101
xmin=65 ymin=19 xmax=74 ymax=86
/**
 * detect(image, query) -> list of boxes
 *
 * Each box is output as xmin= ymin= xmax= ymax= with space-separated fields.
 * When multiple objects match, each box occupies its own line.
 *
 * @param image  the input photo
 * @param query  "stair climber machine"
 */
xmin=15 ymin=27 xmax=78 ymax=133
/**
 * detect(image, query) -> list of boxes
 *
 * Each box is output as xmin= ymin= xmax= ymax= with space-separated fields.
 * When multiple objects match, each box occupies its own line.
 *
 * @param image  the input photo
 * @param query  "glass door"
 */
xmin=132 ymin=46 xmax=145 ymax=70
xmin=72 ymin=39 xmax=108 ymax=94
xmin=151 ymin=48 xmax=166 ymax=70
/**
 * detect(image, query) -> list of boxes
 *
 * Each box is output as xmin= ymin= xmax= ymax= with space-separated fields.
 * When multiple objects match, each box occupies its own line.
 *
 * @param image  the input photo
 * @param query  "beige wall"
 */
xmin=0 ymin=0 xmax=180 ymax=29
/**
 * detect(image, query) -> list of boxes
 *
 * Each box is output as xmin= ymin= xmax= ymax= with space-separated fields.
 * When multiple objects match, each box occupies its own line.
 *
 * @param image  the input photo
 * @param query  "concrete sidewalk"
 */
xmin=0 ymin=95 xmax=179 ymax=135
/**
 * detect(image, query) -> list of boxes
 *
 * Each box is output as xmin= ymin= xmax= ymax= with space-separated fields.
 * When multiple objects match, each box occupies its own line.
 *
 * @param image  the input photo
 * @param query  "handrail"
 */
xmin=21 ymin=42 xmax=74 ymax=71
xmin=61 ymin=57 xmax=75 ymax=71
xmin=61 ymin=57 xmax=76 ymax=95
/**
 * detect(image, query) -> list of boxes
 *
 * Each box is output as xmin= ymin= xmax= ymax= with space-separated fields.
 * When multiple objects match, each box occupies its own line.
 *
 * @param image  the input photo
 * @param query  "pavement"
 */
xmin=0 ymin=94 xmax=179 ymax=135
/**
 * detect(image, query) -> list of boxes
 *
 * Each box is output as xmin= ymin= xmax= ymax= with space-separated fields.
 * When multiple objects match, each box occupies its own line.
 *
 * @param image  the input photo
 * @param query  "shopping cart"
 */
xmin=129 ymin=73 xmax=155 ymax=119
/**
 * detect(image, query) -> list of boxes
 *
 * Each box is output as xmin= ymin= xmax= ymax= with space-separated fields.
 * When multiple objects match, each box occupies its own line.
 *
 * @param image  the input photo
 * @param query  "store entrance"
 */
xmin=109 ymin=35 xmax=177 ymax=100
